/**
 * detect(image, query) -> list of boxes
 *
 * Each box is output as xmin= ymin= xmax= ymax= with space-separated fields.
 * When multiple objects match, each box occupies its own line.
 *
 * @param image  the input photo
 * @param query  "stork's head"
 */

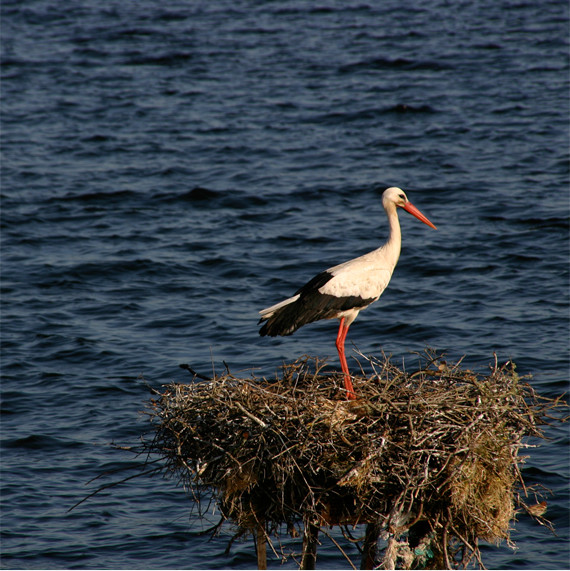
xmin=382 ymin=187 xmax=437 ymax=229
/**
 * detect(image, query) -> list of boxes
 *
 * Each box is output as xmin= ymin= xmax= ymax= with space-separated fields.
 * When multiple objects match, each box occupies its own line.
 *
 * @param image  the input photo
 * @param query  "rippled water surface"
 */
xmin=2 ymin=0 xmax=569 ymax=568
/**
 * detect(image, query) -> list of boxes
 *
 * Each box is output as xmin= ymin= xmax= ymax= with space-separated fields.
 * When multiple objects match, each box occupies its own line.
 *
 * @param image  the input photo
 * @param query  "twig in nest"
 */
xmin=179 ymin=363 xmax=212 ymax=381
xmin=68 ymin=464 xmax=163 ymax=512
xmin=235 ymin=401 xmax=268 ymax=428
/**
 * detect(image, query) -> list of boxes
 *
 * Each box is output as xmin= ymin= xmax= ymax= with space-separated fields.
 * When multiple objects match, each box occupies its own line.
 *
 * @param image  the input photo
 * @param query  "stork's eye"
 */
xmin=398 ymin=194 xmax=406 ymax=201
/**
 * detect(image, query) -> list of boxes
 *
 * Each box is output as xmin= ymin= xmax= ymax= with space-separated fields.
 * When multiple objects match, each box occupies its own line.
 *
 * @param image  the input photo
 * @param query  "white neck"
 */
xmin=379 ymin=203 xmax=402 ymax=270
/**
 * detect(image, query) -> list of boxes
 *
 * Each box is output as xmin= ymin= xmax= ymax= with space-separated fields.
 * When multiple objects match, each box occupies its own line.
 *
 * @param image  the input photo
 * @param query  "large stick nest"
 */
xmin=146 ymin=351 xmax=565 ymax=568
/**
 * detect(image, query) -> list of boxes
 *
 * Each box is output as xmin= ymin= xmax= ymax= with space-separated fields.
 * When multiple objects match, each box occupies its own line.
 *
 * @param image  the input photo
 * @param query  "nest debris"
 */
xmin=145 ymin=351 xmax=565 ymax=569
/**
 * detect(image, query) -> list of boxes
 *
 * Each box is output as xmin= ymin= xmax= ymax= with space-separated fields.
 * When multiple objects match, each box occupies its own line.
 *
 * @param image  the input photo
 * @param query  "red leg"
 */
xmin=336 ymin=318 xmax=356 ymax=400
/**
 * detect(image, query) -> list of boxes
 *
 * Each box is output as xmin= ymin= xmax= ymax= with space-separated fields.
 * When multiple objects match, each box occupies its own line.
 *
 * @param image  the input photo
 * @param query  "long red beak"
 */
xmin=402 ymin=202 xmax=437 ymax=229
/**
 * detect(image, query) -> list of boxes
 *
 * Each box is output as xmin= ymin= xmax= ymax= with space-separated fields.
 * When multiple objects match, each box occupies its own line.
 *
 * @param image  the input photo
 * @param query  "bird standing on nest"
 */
xmin=259 ymin=187 xmax=437 ymax=400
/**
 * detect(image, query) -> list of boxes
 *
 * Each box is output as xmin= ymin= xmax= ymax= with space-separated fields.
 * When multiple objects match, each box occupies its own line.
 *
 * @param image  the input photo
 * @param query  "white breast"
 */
xmin=319 ymin=254 xmax=394 ymax=300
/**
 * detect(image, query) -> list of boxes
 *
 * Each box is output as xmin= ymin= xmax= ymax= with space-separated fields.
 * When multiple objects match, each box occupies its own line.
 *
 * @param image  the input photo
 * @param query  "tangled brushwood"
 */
xmin=146 ymin=351 xmax=565 ymax=569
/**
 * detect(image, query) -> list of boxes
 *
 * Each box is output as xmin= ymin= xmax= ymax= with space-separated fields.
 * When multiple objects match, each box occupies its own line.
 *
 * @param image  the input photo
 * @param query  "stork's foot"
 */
xmin=344 ymin=375 xmax=357 ymax=400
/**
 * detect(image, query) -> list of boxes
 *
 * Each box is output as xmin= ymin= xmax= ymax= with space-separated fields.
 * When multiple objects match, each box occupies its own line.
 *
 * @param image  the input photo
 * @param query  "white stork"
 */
xmin=259 ymin=187 xmax=437 ymax=400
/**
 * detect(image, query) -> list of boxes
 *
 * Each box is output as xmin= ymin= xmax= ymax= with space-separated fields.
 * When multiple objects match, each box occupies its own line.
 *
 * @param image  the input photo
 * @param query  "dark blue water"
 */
xmin=1 ymin=0 xmax=568 ymax=568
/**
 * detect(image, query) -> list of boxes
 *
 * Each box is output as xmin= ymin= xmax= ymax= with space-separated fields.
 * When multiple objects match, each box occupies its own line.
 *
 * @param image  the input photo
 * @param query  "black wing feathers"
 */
xmin=293 ymin=270 xmax=334 ymax=296
xmin=259 ymin=270 xmax=375 ymax=337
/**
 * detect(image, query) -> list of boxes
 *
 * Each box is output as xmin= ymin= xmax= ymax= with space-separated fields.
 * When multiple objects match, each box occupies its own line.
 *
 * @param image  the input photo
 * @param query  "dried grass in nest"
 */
xmin=146 ymin=350 xmax=566 ymax=569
